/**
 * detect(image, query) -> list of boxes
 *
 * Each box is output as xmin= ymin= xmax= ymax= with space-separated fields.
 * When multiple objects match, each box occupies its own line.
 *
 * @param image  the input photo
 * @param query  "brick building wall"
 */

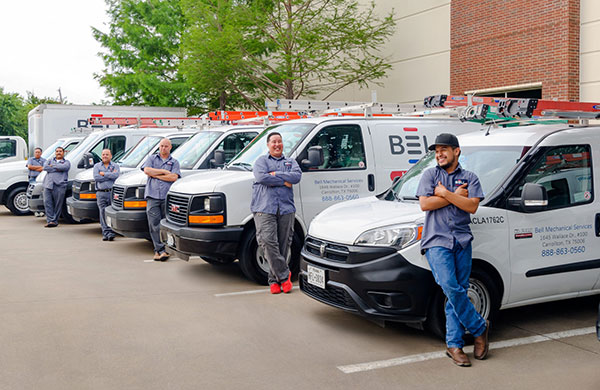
xmin=451 ymin=0 xmax=580 ymax=101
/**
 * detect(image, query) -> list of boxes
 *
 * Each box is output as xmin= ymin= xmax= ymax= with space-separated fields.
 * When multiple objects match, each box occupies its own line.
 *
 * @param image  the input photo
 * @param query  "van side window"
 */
xmin=304 ymin=125 xmax=366 ymax=170
xmin=216 ymin=132 xmax=258 ymax=162
xmin=0 ymin=139 xmax=17 ymax=159
xmin=170 ymin=137 xmax=189 ymax=153
xmin=512 ymin=145 xmax=593 ymax=210
xmin=90 ymin=136 xmax=126 ymax=164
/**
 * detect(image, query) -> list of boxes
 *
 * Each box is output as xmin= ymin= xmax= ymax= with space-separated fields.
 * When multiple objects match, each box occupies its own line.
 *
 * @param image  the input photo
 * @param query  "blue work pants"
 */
xmin=43 ymin=186 xmax=66 ymax=224
xmin=96 ymin=191 xmax=115 ymax=238
xmin=146 ymin=198 xmax=166 ymax=253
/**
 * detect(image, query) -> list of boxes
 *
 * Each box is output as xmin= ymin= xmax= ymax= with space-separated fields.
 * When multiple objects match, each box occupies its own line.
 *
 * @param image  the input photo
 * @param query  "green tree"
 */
xmin=0 ymin=88 xmax=27 ymax=139
xmin=181 ymin=0 xmax=395 ymax=109
xmin=93 ymin=0 xmax=202 ymax=110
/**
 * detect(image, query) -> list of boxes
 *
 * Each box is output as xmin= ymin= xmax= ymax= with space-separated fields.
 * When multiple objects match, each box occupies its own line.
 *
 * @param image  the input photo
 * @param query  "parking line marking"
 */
xmin=215 ymin=286 xmax=299 ymax=297
xmin=337 ymin=326 xmax=596 ymax=374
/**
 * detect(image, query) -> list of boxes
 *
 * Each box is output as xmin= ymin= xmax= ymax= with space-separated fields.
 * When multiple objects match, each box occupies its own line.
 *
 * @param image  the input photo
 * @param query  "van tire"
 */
xmin=425 ymin=267 xmax=500 ymax=340
xmin=6 ymin=186 xmax=30 ymax=216
xmin=238 ymin=226 xmax=302 ymax=285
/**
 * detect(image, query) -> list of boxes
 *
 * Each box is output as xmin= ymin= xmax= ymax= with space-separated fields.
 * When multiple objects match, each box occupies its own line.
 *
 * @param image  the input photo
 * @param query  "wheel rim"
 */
xmin=468 ymin=278 xmax=491 ymax=320
xmin=13 ymin=191 xmax=29 ymax=212
xmin=255 ymin=244 xmax=292 ymax=275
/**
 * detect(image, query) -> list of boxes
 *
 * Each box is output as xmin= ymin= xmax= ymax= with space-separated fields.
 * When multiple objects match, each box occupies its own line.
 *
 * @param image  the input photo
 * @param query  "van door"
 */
xmin=89 ymin=135 xmax=127 ymax=164
xmin=507 ymin=144 xmax=598 ymax=303
xmin=295 ymin=123 xmax=375 ymax=224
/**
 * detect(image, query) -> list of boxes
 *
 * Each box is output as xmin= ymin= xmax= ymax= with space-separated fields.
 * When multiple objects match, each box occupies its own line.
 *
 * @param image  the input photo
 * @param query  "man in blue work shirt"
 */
xmin=43 ymin=146 xmax=71 ymax=228
xmin=27 ymin=147 xmax=46 ymax=217
xmin=251 ymin=132 xmax=302 ymax=294
xmin=141 ymin=138 xmax=181 ymax=261
xmin=93 ymin=149 xmax=120 ymax=241
xmin=416 ymin=133 xmax=489 ymax=367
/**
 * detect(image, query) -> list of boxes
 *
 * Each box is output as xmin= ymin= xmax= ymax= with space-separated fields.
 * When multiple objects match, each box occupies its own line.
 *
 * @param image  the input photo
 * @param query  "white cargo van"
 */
xmin=27 ymin=128 xmax=181 ymax=222
xmin=66 ymin=130 xmax=197 ymax=222
xmin=299 ymin=123 xmax=600 ymax=337
xmin=159 ymin=117 xmax=485 ymax=284
xmin=105 ymin=125 xmax=262 ymax=239
xmin=1 ymin=137 xmax=82 ymax=215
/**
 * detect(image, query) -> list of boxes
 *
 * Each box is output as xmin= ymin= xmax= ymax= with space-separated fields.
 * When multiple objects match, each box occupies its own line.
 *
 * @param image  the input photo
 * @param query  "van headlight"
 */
xmin=354 ymin=224 xmax=423 ymax=249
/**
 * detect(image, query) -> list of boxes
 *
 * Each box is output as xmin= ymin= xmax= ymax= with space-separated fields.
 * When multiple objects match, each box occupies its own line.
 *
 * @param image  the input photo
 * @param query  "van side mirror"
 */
xmin=210 ymin=149 xmax=225 ymax=168
xmin=78 ymin=152 xmax=94 ymax=169
xmin=301 ymin=146 xmax=324 ymax=169
xmin=520 ymin=183 xmax=548 ymax=212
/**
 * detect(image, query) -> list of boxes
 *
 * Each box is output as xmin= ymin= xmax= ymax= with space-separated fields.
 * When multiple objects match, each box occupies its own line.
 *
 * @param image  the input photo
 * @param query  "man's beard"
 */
xmin=438 ymin=156 xmax=454 ymax=170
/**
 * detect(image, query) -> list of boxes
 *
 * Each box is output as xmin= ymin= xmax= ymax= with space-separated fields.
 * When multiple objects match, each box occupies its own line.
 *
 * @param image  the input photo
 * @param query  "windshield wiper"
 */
xmin=400 ymin=195 xmax=418 ymax=201
xmin=228 ymin=162 xmax=252 ymax=171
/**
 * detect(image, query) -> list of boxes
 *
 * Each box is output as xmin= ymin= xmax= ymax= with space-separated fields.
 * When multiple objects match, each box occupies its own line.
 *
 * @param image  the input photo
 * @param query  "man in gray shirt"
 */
xmin=141 ymin=138 xmax=181 ymax=261
xmin=27 ymin=147 xmax=46 ymax=217
xmin=43 ymin=146 xmax=71 ymax=227
xmin=251 ymin=132 xmax=302 ymax=294
xmin=93 ymin=149 xmax=120 ymax=241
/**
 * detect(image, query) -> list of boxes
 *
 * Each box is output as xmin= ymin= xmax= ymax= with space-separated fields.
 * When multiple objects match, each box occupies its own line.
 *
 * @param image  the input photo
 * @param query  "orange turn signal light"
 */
xmin=80 ymin=193 xmax=97 ymax=200
xmin=416 ymin=226 xmax=423 ymax=240
xmin=188 ymin=215 xmax=224 ymax=224
xmin=124 ymin=200 xmax=147 ymax=208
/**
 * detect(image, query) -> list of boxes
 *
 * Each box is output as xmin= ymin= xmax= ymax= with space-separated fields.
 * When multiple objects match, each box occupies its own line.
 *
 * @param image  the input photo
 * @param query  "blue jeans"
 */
xmin=426 ymin=241 xmax=486 ymax=348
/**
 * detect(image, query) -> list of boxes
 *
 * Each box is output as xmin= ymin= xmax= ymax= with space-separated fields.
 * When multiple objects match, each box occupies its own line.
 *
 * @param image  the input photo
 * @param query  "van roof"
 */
xmin=457 ymin=124 xmax=579 ymax=147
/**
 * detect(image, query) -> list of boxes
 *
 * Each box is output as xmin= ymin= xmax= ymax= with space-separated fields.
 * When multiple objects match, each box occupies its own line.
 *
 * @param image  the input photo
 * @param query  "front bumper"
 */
xmin=105 ymin=206 xmax=149 ymax=239
xmin=27 ymin=183 xmax=44 ymax=212
xmin=299 ymin=237 xmax=436 ymax=324
xmin=159 ymin=219 xmax=243 ymax=261
xmin=66 ymin=196 xmax=99 ymax=222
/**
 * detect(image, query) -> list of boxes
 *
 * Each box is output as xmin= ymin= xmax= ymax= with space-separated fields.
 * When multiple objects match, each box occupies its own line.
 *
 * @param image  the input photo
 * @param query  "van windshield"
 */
xmin=391 ymin=146 xmax=525 ymax=201
xmin=66 ymin=133 xmax=101 ymax=162
xmin=41 ymin=140 xmax=64 ymax=159
xmin=227 ymin=123 xmax=315 ymax=170
xmin=119 ymin=136 xmax=162 ymax=168
xmin=172 ymin=131 xmax=221 ymax=169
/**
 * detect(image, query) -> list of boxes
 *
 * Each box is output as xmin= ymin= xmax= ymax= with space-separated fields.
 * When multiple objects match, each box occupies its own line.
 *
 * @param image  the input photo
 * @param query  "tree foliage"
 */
xmin=0 ymin=89 xmax=62 ymax=141
xmin=92 ymin=0 xmax=202 ymax=109
xmin=181 ymin=0 xmax=395 ymax=109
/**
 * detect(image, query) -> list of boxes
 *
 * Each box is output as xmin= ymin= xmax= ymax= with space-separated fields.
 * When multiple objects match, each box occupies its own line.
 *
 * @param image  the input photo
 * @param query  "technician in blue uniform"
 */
xmin=416 ymin=133 xmax=489 ymax=367
xmin=43 ymin=146 xmax=71 ymax=228
xmin=93 ymin=149 xmax=120 ymax=241
xmin=27 ymin=147 xmax=46 ymax=217
xmin=251 ymin=132 xmax=302 ymax=294
xmin=141 ymin=138 xmax=181 ymax=261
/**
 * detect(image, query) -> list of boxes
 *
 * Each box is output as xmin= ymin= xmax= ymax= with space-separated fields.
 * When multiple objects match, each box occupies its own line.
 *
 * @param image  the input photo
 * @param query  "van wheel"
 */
xmin=238 ymin=226 xmax=302 ymax=285
xmin=426 ymin=268 xmax=500 ymax=340
xmin=201 ymin=257 xmax=235 ymax=265
xmin=6 ymin=186 xmax=30 ymax=215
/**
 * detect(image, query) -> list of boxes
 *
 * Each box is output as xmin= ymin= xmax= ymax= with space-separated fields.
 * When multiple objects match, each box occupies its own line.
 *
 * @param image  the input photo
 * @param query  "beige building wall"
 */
xmin=580 ymin=0 xmax=600 ymax=102
xmin=325 ymin=0 xmax=451 ymax=104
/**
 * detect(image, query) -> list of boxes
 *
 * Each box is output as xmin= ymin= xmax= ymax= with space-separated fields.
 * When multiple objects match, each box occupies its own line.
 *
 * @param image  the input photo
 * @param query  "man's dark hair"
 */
xmin=266 ymin=132 xmax=282 ymax=143
xmin=34 ymin=147 xmax=42 ymax=152
xmin=55 ymin=146 xmax=65 ymax=152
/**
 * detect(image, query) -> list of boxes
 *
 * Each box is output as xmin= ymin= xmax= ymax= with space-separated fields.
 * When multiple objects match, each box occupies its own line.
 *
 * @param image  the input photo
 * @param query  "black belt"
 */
xmin=96 ymin=189 xmax=111 ymax=193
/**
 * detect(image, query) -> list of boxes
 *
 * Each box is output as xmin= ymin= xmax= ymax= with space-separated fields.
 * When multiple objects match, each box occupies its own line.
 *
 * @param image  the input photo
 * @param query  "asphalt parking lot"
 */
xmin=2 ymin=206 xmax=600 ymax=390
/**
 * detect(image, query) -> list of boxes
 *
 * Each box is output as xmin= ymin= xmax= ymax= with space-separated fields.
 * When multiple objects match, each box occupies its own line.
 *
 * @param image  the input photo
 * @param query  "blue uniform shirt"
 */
xmin=93 ymin=161 xmax=120 ymax=190
xmin=141 ymin=154 xmax=181 ymax=200
xmin=43 ymin=158 xmax=71 ymax=190
xmin=416 ymin=164 xmax=484 ymax=251
xmin=251 ymin=153 xmax=302 ymax=215
xmin=26 ymin=157 xmax=46 ymax=180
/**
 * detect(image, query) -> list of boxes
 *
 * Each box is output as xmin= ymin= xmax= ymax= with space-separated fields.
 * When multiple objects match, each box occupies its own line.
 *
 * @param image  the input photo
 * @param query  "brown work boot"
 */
xmin=474 ymin=320 xmax=490 ymax=360
xmin=446 ymin=347 xmax=471 ymax=367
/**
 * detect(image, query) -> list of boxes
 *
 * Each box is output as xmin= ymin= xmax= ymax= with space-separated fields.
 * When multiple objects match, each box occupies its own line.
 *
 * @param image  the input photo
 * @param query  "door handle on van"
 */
xmin=596 ymin=214 xmax=600 ymax=237
xmin=368 ymin=174 xmax=375 ymax=192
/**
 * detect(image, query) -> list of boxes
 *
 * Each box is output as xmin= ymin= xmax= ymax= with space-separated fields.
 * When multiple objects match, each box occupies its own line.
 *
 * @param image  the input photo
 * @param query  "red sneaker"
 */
xmin=270 ymin=283 xmax=281 ymax=294
xmin=281 ymin=272 xmax=293 ymax=293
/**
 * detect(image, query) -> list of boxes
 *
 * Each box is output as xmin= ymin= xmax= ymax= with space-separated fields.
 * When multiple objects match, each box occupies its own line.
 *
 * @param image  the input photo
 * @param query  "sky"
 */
xmin=0 ymin=0 xmax=110 ymax=105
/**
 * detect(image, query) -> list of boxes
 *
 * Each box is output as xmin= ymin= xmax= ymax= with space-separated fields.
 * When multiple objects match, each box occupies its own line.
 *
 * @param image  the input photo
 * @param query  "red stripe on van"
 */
xmin=404 ymin=127 xmax=418 ymax=132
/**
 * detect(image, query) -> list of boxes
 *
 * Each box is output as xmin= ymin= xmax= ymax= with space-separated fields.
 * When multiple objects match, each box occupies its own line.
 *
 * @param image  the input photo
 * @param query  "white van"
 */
xmin=159 ymin=117 xmax=485 ymax=284
xmin=299 ymin=123 xmax=600 ymax=337
xmin=1 ymin=137 xmax=82 ymax=215
xmin=27 ymin=128 xmax=182 ymax=222
xmin=66 ymin=130 xmax=197 ymax=222
xmin=104 ymin=125 xmax=262 ymax=239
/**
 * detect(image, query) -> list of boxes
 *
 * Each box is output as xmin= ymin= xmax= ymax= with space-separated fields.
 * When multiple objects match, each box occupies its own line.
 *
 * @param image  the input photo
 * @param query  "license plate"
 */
xmin=307 ymin=265 xmax=326 ymax=289
xmin=105 ymin=215 xmax=112 ymax=228
xmin=67 ymin=205 xmax=73 ymax=215
xmin=167 ymin=233 xmax=175 ymax=248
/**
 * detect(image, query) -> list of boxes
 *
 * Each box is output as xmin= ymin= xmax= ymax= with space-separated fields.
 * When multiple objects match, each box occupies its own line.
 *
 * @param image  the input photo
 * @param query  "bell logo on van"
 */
xmin=389 ymin=135 xmax=429 ymax=156
xmin=593 ymin=105 xmax=600 ymax=110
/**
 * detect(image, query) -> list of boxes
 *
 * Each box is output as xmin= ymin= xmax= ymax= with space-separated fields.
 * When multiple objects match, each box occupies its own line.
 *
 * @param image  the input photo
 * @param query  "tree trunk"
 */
xmin=219 ymin=91 xmax=227 ymax=110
